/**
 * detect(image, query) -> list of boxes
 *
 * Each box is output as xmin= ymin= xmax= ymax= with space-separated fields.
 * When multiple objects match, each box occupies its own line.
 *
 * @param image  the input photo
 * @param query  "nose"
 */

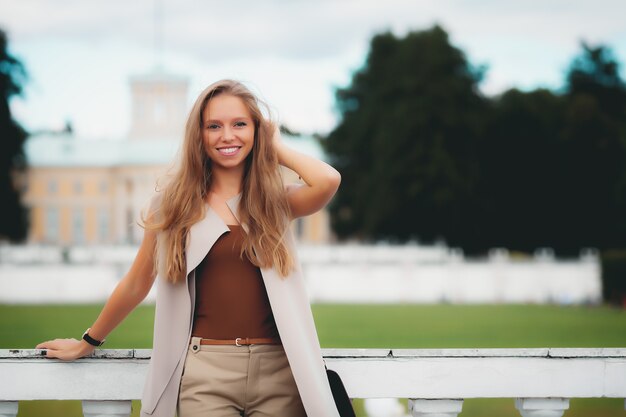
xmin=223 ymin=126 xmax=235 ymax=141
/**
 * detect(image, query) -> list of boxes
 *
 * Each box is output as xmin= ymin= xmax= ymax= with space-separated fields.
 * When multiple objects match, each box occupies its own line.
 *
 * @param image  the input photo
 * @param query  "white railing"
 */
xmin=1 ymin=348 xmax=625 ymax=417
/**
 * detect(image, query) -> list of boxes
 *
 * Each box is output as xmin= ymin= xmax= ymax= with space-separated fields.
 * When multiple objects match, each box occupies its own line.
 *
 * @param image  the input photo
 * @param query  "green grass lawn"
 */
xmin=1 ymin=303 xmax=625 ymax=417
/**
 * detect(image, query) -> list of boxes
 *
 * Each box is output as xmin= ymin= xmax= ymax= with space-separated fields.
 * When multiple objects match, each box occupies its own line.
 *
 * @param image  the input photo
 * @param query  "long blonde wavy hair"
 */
xmin=143 ymin=80 xmax=294 ymax=283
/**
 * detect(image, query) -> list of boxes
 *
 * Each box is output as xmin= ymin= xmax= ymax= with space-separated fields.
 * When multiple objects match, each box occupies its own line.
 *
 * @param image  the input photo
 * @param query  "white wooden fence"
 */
xmin=1 ymin=348 xmax=625 ymax=417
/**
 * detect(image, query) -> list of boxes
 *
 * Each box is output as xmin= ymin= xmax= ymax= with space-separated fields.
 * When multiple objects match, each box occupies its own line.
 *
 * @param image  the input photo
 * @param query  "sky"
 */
xmin=1 ymin=0 xmax=626 ymax=140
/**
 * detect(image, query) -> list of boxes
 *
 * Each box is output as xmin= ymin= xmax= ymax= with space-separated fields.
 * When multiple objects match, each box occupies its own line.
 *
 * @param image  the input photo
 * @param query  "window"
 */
xmin=99 ymin=181 xmax=108 ymax=194
xmin=98 ymin=208 xmax=109 ymax=242
xmin=153 ymin=102 xmax=165 ymax=123
xmin=45 ymin=208 xmax=59 ymax=242
xmin=48 ymin=180 xmax=57 ymax=194
xmin=126 ymin=208 xmax=134 ymax=243
xmin=73 ymin=208 xmax=84 ymax=244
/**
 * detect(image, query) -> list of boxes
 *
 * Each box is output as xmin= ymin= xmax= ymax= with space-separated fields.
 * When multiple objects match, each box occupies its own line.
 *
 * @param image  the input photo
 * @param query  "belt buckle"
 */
xmin=235 ymin=337 xmax=242 ymax=347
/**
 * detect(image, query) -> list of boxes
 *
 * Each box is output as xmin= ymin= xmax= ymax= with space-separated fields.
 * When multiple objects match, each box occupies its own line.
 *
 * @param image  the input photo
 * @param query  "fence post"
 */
xmin=408 ymin=399 xmax=463 ymax=417
xmin=82 ymin=400 xmax=132 ymax=417
xmin=0 ymin=402 xmax=18 ymax=417
xmin=514 ymin=398 xmax=569 ymax=417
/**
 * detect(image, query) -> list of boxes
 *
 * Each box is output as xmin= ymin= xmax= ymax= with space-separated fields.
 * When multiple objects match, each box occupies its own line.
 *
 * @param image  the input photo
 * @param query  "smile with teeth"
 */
xmin=217 ymin=146 xmax=241 ymax=156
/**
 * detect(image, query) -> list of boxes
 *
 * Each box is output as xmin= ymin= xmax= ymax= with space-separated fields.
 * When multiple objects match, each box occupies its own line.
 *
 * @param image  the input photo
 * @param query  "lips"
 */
xmin=217 ymin=146 xmax=242 ymax=156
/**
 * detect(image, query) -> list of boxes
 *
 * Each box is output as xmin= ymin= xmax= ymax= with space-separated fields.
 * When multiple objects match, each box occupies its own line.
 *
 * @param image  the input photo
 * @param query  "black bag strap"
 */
xmin=325 ymin=362 xmax=357 ymax=417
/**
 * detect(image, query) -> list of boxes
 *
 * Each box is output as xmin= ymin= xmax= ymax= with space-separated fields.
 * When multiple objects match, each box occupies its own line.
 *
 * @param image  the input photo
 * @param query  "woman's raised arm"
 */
xmin=273 ymin=127 xmax=341 ymax=219
xmin=35 ymin=226 xmax=158 ymax=360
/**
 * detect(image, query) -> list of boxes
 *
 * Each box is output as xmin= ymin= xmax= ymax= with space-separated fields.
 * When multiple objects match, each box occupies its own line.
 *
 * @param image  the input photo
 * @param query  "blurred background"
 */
xmin=0 ymin=1 xmax=625 ymax=416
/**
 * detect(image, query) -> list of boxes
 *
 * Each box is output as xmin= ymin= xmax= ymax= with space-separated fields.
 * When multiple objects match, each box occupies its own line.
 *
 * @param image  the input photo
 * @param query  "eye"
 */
xmin=234 ymin=121 xmax=247 ymax=128
xmin=207 ymin=123 xmax=220 ymax=130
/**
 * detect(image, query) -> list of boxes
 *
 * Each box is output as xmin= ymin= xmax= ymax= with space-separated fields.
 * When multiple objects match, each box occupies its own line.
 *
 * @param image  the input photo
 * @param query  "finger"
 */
xmin=35 ymin=341 xmax=52 ymax=349
xmin=43 ymin=349 xmax=59 ymax=359
xmin=36 ymin=340 xmax=60 ymax=350
xmin=51 ymin=351 xmax=79 ymax=362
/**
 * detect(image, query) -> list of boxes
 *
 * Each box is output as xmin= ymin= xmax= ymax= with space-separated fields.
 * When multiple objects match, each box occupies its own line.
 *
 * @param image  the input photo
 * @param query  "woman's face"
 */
xmin=202 ymin=94 xmax=255 ymax=171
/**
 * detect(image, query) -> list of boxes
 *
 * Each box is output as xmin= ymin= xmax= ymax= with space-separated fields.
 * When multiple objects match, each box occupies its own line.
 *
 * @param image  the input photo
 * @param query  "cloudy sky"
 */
xmin=2 ymin=0 xmax=626 ymax=139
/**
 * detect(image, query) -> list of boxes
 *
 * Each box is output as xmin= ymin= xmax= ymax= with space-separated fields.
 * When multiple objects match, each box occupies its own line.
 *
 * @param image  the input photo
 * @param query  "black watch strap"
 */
xmin=82 ymin=328 xmax=105 ymax=347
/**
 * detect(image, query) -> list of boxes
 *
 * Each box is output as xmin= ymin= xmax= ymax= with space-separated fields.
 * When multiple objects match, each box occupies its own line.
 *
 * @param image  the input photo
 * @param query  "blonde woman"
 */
xmin=36 ymin=80 xmax=342 ymax=417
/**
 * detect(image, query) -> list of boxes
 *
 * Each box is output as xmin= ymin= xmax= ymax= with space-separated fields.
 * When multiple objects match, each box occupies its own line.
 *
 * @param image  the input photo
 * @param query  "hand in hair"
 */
xmin=271 ymin=123 xmax=286 ymax=161
xmin=272 ymin=124 xmax=341 ymax=219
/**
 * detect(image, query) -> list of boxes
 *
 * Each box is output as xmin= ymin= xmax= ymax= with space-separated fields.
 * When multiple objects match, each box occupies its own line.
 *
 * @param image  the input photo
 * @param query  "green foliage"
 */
xmin=473 ymin=88 xmax=566 ymax=252
xmin=561 ymin=44 xmax=626 ymax=252
xmin=324 ymin=26 xmax=487 ymax=244
xmin=567 ymin=43 xmax=626 ymax=112
xmin=475 ymin=44 xmax=626 ymax=255
xmin=324 ymin=26 xmax=626 ymax=256
xmin=0 ymin=29 xmax=28 ymax=242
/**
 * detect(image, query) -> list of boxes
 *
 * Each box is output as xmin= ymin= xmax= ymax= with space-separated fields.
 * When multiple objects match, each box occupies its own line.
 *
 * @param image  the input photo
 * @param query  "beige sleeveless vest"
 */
xmin=140 ymin=193 xmax=340 ymax=417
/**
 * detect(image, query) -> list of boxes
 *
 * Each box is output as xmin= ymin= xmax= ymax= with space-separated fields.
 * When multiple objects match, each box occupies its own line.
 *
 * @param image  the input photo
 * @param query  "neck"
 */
xmin=209 ymin=166 xmax=244 ymax=198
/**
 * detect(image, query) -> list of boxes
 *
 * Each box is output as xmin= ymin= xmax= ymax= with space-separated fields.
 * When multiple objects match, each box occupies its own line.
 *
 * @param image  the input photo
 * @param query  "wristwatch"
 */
xmin=82 ymin=328 xmax=106 ymax=347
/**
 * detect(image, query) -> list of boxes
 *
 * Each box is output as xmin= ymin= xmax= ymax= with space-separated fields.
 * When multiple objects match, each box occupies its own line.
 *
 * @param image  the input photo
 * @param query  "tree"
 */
xmin=566 ymin=43 xmax=626 ymax=117
xmin=324 ymin=29 xmax=626 ymax=255
xmin=476 ymin=88 xmax=566 ymax=252
xmin=475 ymin=42 xmax=626 ymax=255
xmin=561 ymin=43 xmax=626 ymax=251
xmin=323 ymin=26 xmax=487 ymax=245
xmin=0 ymin=29 xmax=28 ymax=241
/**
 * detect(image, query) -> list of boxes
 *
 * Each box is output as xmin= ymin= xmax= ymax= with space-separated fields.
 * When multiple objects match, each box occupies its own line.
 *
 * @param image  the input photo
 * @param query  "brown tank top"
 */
xmin=191 ymin=224 xmax=280 ymax=340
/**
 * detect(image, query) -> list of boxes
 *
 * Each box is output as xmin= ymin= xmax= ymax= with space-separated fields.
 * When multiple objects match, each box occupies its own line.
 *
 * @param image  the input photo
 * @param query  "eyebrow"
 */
xmin=205 ymin=117 xmax=252 ymax=124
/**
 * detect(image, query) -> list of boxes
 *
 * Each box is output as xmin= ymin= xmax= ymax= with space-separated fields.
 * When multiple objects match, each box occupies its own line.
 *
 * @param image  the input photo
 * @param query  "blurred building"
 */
xmin=22 ymin=71 xmax=332 ymax=245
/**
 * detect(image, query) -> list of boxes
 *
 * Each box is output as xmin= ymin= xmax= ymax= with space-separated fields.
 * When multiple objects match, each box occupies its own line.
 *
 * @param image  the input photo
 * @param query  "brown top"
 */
xmin=191 ymin=224 xmax=280 ymax=340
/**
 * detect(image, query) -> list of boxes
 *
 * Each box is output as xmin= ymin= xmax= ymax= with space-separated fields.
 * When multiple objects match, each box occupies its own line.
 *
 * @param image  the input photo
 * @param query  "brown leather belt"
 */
xmin=199 ymin=337 xmax=281 ymax=346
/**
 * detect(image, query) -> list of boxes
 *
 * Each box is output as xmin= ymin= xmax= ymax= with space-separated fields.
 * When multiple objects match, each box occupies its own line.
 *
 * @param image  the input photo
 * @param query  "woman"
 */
xmin=36 ymin=80 xmax=342 ymax=417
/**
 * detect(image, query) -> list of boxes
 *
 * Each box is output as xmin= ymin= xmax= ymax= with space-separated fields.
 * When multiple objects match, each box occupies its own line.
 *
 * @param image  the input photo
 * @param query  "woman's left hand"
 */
xmin=269 ymin=122 xmax=341 ymax=219
xmin=36 ymin=338 xmax=95 ymax=361
xmin=271 ymin=123 xmax=286 ymax=163
xmin=272 ymin=124 xmax=283 ymax=152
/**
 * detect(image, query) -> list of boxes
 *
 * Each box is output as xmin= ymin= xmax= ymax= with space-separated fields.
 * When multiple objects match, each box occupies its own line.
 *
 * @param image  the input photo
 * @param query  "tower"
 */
xmin=127 ymin=71 xmax=188 ymax=140
xmin=127 ymin=0 xmax=188 ymax=140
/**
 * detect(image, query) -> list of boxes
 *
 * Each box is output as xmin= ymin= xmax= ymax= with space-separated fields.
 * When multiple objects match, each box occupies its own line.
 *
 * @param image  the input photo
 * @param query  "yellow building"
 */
xmin=23 ymin=72 xmax=333 ymax=245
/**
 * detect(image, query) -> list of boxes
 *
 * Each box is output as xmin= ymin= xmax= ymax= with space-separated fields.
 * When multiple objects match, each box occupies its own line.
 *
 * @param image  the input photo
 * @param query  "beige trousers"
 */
xmin=177 ymin=337 xmax=307 ymax=417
